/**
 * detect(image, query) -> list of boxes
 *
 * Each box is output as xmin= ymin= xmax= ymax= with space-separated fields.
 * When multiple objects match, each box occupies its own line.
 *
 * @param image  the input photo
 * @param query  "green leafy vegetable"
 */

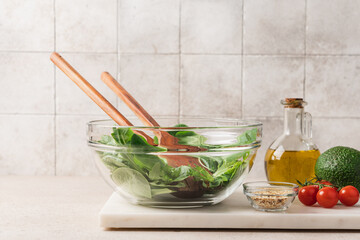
xmin=237 ymin=128 xmax=257 ymax=145
xmin=101 ymin=154 xmax=126 ymax=172
xmin=112 ymin=128 xmax=133 ymax=145
xmin=112 ymin=167 xmax=152 ymax=198
xmin=98 ymin=125 xmax=257 ymax=199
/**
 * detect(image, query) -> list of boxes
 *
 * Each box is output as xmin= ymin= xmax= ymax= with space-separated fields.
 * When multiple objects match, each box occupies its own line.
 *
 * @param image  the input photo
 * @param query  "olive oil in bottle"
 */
xmin=265 ymin=149 xmax=320 ymax=184
xmin=265 ymin=98 xmax=320 ymax=184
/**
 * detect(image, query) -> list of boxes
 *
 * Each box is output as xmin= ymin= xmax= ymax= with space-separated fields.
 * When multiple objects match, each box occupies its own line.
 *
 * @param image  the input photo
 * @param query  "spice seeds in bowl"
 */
xmin=243 ymin=181 xmax=299 ymax=212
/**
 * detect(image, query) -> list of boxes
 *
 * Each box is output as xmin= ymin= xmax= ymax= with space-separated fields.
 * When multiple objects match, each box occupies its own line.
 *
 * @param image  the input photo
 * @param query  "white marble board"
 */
xmin=100 ymin=189 xmax=360 ymax=229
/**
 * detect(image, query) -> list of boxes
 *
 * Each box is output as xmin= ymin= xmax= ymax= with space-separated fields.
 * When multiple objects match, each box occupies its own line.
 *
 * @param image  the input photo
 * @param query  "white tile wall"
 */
xmin=0 ymin=0 xmax=54 ymax=51
xmin=181 ymin=0 xmax=242 ymax=54
xmin=307 ymin=0 xmax=360 ymax=54
xmin=0 ymin=53 xmax=54 ymax=114
xmin=119 ymin=0 xmax=180 ymax=53
xmin=1 ymin=0 xmax=359 ymax=176
xmin=306 ymin=56 xmax=360 ymax=117
xmin=181 ymin=55 xmax=242 ymax=117
xmin=313 ymin=118 xmax=360 ymax=152
xmin=56 ymin=0 xmax=117 ymax=52
xmin=0 ymin=115 xmax=55 ymax=175
xmin=243 ymin=56 xmax=304 ymax=117
xmin=244 ymin=0 xmax=305 ymax=54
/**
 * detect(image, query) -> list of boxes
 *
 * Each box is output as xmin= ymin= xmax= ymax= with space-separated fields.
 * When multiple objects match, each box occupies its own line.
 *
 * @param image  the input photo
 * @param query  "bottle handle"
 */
xmin=301 ymin=112 xmax=312 ymax=139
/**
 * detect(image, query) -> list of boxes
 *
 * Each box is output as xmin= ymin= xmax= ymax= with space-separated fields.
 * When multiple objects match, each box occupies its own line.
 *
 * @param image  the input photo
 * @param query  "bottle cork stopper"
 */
xmin=280 ymin=98 xmax=307 ymax=108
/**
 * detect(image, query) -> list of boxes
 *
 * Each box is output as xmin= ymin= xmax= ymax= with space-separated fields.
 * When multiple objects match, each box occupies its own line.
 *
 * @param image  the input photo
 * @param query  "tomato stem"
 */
xmin=296 ymin=178 xmax=338 ymax=190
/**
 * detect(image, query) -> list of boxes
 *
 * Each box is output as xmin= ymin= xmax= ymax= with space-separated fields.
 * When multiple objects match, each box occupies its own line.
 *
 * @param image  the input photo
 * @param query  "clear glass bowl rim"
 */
xmin=243 ymin=181 xmax=299 ymax=197
xmin=87 ymin=117 xmax=262 ymax=152
xmin=87 ymin=117 xmax=263 ymax=130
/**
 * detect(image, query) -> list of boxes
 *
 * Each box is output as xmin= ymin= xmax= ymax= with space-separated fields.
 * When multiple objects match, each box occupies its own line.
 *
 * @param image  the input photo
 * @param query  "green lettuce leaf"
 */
xmin=98 ymin=126 xmax=257 ymax=198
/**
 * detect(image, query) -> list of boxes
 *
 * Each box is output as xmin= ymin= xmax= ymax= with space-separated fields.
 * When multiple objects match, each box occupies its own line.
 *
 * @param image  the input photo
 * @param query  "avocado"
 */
xmin=315 ymin=146 xmax=360 ymax=190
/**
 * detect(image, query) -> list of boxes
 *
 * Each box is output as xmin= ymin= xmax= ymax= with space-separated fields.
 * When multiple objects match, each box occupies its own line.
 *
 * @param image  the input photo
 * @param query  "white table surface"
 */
xmin=1 ymin=176 xmax=360 ymax=240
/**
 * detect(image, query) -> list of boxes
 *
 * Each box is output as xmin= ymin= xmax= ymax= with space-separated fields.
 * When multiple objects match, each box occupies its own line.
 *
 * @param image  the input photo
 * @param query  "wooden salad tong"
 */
xmin=50 ymin=52 xmax=155 ymax=145
xmin=50 ymin=52 xmax=209 ymax=196
xmin=50 ymin=52 xmax=205 ymax=167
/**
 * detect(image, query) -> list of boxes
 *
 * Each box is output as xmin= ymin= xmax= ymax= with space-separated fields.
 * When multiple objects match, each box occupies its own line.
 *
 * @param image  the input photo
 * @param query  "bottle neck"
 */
xmin=283 ymin=108 xmax=303 ymax=135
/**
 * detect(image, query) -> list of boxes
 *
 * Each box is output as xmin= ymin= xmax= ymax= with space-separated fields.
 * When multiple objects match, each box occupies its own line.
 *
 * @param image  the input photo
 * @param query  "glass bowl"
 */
xmin=88 ymin=117 xmax=262 ymax=208
xmin=243 ymin=181 xmax=299 ymax=212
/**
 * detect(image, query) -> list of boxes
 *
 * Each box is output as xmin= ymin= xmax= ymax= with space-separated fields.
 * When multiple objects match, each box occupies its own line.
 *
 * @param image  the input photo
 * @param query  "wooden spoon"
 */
xmin=100 ymin=72 xmax=204 ymax=153
xmin=50 ymin=52 xmax=155 ymax=145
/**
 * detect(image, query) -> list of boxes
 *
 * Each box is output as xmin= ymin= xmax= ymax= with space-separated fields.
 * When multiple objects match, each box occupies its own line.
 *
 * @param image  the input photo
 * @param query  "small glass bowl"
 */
xmin=243 ymin=181 xmax=298 ymax=212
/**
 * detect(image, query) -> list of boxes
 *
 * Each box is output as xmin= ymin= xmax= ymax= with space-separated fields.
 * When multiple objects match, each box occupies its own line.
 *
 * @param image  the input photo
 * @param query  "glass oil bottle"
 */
xmin=265 ymin=98 xmax=320 ymax=184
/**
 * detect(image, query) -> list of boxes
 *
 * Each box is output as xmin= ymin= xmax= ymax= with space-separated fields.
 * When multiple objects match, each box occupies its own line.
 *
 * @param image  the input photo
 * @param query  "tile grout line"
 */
xmin=2 ymin=50 xmax=360 ymax=57
xmin=118 ymin=1 xmax=123 ymax=113
xmin=0 ymin=50 xmax=118 ymax=54
xmin=303 ymin=0 xmax=307 ymax=100
xmin=116 ymin=0 xmax=119 ymax=109
xmin=0 ymin=112 xmax=359 ymax=119
xmin=53 ymin=0 xmax=57 ymax=176
xmin=178 ymin=0 xmax=182 ymax=122
xmin=240 ymin=0 xmax=245 ymax=119
xmin=118 ymin=53 xmax=360 ymax=56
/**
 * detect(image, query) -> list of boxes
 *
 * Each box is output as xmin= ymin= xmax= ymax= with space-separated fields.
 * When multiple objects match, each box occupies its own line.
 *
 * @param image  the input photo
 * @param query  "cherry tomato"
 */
xmin=298 ymin=186 xmax=319 ymax=206
xmin=339 ymin=186 xmax=359 ymax=206
xmin=316 ymin=187 xmax=339 ymax=208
